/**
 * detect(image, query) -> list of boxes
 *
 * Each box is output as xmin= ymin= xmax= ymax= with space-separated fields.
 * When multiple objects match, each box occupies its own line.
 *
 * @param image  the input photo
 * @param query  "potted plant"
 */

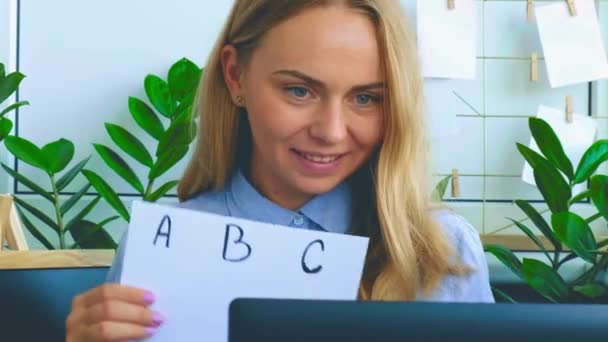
xmin=0 ymin=58 xmax=201 ymax=251
xmin=485 ymin=117 xmax=608 ymax=303
xmin=83 ymin=58 xmax=202 ymax=222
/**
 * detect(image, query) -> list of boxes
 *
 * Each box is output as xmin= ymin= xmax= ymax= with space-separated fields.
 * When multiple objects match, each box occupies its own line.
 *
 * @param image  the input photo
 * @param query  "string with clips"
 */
xmin=529 ymin=0 xmax=577 ymax=124
xmin=449 ymin=1 xmax=580 ymax=198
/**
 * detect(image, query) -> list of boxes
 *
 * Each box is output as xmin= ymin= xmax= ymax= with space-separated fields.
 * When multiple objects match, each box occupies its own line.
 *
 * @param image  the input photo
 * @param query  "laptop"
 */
xmin=229 ymin=298 xmax=608 ymax=342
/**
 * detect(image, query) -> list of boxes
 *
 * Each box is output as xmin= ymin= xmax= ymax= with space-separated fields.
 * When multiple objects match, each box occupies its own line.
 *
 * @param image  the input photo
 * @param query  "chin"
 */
xmin=293 ymin=175 xmax=344 ymax=196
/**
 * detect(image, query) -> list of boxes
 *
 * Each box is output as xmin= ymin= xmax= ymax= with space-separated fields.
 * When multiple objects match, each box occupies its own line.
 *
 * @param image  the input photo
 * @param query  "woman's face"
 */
xmin=222 ymin=5 xmax=384 ymax=209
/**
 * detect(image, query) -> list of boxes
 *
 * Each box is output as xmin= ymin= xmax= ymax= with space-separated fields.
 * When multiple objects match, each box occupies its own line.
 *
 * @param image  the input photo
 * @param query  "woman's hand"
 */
xmin=66 ymin=283 xmax=163 ymax=341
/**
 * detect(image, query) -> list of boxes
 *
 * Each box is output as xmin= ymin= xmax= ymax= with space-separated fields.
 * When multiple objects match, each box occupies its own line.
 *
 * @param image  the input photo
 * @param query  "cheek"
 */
xmin=350 ymin=115 xmax=384 ymax=151
xmin=245 ymin=87 xmax=307 ymax=146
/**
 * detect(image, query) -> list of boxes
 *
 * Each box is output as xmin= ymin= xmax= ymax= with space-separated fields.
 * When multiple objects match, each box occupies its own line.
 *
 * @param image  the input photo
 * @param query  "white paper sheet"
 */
xmin=120 ymin=201 xmax=369 ymax=341
xmin=535 ymin=0 xmax=608 ymax=88
xmin=417 ymin=0 xmax=477 ymax=79
xmin=522 ymin=105 xmax=598 ymax=195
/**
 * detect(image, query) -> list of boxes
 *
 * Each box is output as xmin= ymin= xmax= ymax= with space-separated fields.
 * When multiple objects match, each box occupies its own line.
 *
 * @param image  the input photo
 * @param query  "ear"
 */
xmin=220 ymin=45 xmax=244 ymax=103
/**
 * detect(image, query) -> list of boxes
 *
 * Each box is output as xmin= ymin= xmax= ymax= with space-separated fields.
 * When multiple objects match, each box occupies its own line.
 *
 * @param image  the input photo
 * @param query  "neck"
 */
xmin=248 ymin=160 xmax=312 ymax=210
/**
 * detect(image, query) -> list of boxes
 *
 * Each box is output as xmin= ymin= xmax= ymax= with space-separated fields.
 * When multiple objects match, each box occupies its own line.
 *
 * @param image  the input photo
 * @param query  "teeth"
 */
xmin=300 ymin=152 xmax=339 ymax=163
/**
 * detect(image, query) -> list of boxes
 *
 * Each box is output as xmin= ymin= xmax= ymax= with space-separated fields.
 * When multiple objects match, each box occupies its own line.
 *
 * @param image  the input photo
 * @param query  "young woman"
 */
xmin=66 ymin=1 xmax=494 ymax=340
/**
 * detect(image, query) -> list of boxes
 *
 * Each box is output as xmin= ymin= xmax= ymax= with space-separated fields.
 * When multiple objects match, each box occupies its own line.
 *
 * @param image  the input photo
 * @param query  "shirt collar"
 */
xmin=227 ymin=170 xmax=352 ymax=234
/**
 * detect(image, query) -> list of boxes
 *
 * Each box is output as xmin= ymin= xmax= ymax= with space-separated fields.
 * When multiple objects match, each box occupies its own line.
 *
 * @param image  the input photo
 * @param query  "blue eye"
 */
xmin=288 ymin=87 xmax=309 ymax=98
xmin=355 ymin=94 xmax=373 ymax=105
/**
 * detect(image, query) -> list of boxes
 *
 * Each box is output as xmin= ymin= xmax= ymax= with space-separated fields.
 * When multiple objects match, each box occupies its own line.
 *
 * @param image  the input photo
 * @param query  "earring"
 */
xmin=235 ymin=95 xmax=243 ymax=106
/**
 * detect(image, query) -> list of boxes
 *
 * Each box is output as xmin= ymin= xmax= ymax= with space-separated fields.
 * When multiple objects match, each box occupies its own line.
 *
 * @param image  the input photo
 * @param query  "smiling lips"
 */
xmin=291 ymin=149 xmax=346 ymax=164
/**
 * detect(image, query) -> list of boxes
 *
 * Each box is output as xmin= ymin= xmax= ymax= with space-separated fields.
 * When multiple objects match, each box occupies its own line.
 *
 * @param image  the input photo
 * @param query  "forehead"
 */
xmin=248 ymin=5 xmax=383 ymax=86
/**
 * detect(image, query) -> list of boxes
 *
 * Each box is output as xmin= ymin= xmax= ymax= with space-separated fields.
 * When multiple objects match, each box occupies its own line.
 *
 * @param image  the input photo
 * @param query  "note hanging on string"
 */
xmin=522 ymin=105 xmax=597 ymax=195
xmin=119 ymin=201 xmax=369 ymax=342
xmin=535 ymin=0 xmax=608 ymax=88
xmin=417 ymin=0 xmax=477 ymax=80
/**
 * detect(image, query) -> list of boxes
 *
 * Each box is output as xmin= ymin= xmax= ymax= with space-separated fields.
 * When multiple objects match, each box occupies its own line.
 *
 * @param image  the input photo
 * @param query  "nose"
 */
xmin=309 ymin=101 xmax=348 ymax=145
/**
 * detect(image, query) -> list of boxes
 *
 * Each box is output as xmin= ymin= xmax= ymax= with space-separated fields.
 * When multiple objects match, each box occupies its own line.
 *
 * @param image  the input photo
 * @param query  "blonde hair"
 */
xmin=178 ymin=0 xmax=468 ymax=301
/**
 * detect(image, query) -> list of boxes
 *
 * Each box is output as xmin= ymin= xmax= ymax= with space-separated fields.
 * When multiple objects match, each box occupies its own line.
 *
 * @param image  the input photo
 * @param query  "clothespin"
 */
xmin=451 ymin=169 xmax=460 ymax=198
xmin=527 ymin=0 xmax=535 ymax=23
xmin=566 ymin=0 xmax=577 ymax=16
xmin=448 ymin=0 xmax=455 ymax=10
xmin=530 ymin=52 xmax=538 ymax=82
xmin=566 ymin=96 xmax=574 ymax=123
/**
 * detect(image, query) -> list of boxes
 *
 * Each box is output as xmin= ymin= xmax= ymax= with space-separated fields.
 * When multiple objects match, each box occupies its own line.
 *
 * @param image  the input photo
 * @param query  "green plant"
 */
xmin=3 ymin=136 xmax=118 ymax=249
xmin=431 ymin=175 xmax=452 ymax=202
xmin=0 ymin=62 xmax=29 ymax=141
xmin=485 ymin=117 xmax=608 ymax=303
xmin=84 ymin=58 xmax=202 ymax=222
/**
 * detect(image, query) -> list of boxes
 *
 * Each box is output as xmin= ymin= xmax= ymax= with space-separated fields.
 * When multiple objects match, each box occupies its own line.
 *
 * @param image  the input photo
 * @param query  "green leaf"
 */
xmin=551 ymin=212 xmax=597 ymax=264
xmin=506 ymin=218 xmax=552 ymax=263
xmin=574 ymin=140 xmax=608 ymax=184
xmin=514 ymin=200 xmax=561 ymax=251
xmin=60 ymin=183 xmax=91 ymax=216
xmin=431 ymin=175 xmax=451 ymax=202
xmin=484 ymin=244 xmax=523 ymax=279
xmin=105 ymin=123 xmax=154 ymax=167
xmin=4 ymin=135 xmax=47 ymax=170
xmin=15 ymin=206 xmax=54 ymax=250
xmin=168 ymin=58 xmax=200 ymax=103
xmin=64 ymin=196 xmax=101 ymax=233
xmin=41 ymin=138 xmax=75 ymax=174
xmin=0 ymin=100 xmax=29 ymax=117
xmin=82 ymin=170 xmax=130 ymax=222
xmin=69 ymin=219 xmax=117 ymax=249
xmin=147 ymin=180 xmax=179 ymax=202
xmin=573 ymin=284 xmax=607 ymax=299
xmin=533 ymin=163 xmax=571 ymax=214
xmin=12 ymin=196 xmax=60 ymax=234
xmin=0 ymin=72 xmax=25 ymax=104
xmin=56 ymin=157 xmax=90 ymax=191
xmin=570 ymin=189 xmax=591 ymax=204
xmin=517 ymin=143 xmax=550 ymax=171
xmin=93 ymin=144 xmax=144 ymax=194
xmin=590 ymin=175 xmax=608 ymax=221
xmin=156 ymin=120 xmax=192 ymax=158
xmin=529 ymin=117 xmax=574 ymax=181
xmin=522 ymin=258 xmax=568 ymax=303
xmin=0 ymin=63 xmax=5 ymax=78
xmin=171 ymin=95 xmax=194 ymax=119
xmin=149 ymin=145 xmax=188 ymax=181
xmin=491 ymin=287 xmax=517 ymax=304
xmin=145 ymin=75 xmax=174 ymax=118
xmin=0 ymin=117 xmax=13 ymax=140
xmin=128 ymin=97 xmax=164 ymax=140
xmin=0 ymin=163 xmax=53 ymax=202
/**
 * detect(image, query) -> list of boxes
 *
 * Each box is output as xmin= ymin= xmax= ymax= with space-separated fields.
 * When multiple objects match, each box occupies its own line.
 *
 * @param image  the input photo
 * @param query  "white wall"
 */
xmin=1 ymin=0 xmax=608 ymax=283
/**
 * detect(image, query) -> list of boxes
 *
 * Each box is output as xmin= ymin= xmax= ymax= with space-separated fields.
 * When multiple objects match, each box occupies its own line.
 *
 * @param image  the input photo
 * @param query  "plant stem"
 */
xmin=552 ymin=250 xmax=560 ymax=270
xmin=586 ymin=212 xmax=603 ymax=224
xmin=572 ymin=254 xmax=608 ymax=286
xmin=143 ymin=180 xmax=155 ymax=202
xmin=50 ymin=174 xmax=65 ymax=249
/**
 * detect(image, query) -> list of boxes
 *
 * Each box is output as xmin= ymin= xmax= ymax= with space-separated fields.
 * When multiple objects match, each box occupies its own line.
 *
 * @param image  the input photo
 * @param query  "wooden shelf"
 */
xmin=0 ymin=234 xmax=605 ymax=270
xmin=0 ymin=249 xmax=115 ymax=269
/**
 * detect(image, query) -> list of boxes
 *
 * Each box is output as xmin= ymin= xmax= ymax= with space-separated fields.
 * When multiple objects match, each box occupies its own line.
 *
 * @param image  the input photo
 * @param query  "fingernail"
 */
xmin=152 ymin=312 xmax=165 ymax=326
xmin=143 ymin=291 xmax=156 ymax=305
xmin=146 ymin=327 xmax=157 ymax=336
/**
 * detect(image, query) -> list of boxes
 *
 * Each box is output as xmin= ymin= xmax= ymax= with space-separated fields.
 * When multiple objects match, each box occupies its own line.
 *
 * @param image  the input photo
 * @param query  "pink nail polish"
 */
xmin=143 ymin=291 xmax=156 ymax=305
xmin=146 ymin=327 xmax=157 ymax=336
xmin=152 ymin=312 xmax=165 ymax=326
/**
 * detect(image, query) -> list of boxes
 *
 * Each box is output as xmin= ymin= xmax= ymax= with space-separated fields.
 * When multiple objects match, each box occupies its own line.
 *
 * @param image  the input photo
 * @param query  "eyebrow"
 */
xmin=272 ymin=69 xmax=385 ymax=93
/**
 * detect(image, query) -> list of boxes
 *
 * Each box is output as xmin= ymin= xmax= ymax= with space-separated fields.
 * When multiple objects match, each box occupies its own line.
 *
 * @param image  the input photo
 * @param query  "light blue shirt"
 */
xmin=106 ymin=170 xmax=494 ymax=303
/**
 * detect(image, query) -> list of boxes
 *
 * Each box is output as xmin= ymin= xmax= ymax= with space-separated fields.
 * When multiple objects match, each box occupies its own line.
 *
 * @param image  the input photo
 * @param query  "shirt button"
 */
xmin=292 ymin=215 xmax=305 ymax=226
